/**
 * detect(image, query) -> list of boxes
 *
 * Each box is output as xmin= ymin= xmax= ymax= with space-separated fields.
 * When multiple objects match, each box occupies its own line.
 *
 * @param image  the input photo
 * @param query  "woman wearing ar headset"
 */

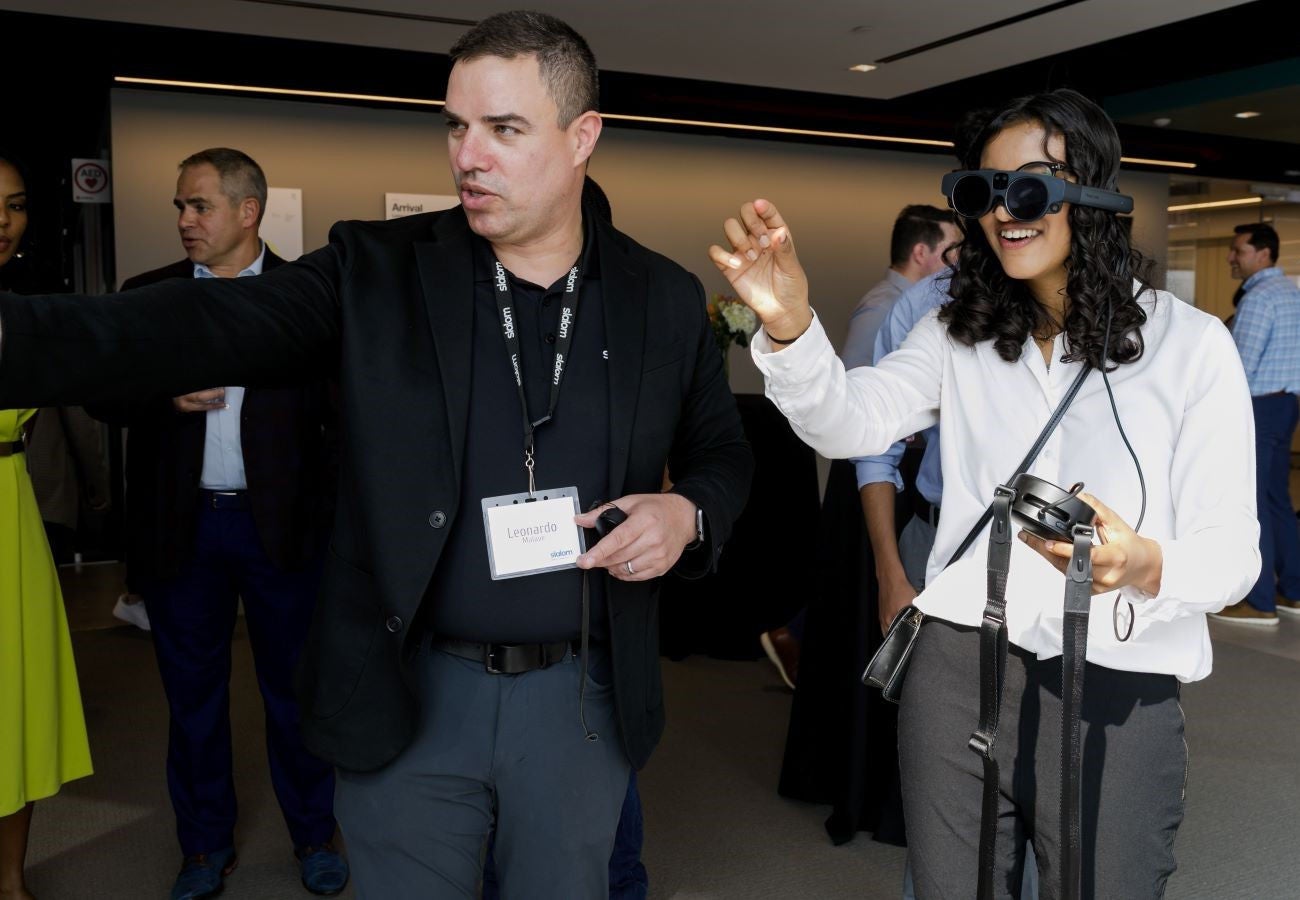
xmin=710 ymin=89 xmax=1258 ymax=899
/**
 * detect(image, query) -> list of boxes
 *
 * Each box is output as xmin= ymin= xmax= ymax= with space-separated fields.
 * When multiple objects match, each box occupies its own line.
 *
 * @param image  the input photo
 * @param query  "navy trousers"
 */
xmin=1247 ymin=393 xmax=1300 ymax=612
xmin=141 ymin=494 xmax=336 ymax=856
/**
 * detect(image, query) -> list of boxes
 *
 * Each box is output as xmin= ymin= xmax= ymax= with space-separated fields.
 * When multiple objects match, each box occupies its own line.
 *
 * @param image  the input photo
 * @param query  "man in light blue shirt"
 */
xmin=1214 ymin=223 xmax=1300 ymax=625
xmin=840 ymin=205 xmax=959 ymax=369
xmin=88 ymin=148 xmax=348 ymax=899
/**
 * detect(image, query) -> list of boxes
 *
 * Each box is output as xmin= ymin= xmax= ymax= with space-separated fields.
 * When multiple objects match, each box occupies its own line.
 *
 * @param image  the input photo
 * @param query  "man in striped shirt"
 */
xmin=1213 ymin=223 xmax=1300 ymax=626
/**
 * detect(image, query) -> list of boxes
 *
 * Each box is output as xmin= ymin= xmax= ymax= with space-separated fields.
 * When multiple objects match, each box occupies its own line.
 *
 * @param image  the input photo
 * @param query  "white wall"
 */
xmin=111 ymin=87 xmax=1170 ymax=398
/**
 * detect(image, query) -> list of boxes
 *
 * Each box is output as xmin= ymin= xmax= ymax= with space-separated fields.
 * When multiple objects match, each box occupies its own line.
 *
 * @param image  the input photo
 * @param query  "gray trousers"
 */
xmin=898 ymin=619 xmax=1187 ymax=900
xmin=335 ymin=644 xmax=631 ymax=900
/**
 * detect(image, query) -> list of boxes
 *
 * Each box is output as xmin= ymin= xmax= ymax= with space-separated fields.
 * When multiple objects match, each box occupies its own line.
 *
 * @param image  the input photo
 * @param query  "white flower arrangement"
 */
xmin=708 ymin=294 xmax=758 ymax=356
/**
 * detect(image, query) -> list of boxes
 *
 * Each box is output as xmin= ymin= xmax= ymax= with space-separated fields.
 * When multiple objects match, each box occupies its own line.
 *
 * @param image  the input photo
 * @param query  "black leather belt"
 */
xmin=201 ymin=489 xmax=250 ymax=509
xmin=0 ymin=440 xmax=24 ymax=457
xmin=433 ymin=637 xmax=576 ymax=675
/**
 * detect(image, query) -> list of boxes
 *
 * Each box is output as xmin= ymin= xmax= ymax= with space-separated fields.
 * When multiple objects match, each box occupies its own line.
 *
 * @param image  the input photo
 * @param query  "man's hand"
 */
xmin=173 ymin=388 xmax=227 ymax=413
xmin=1019 ymin=492 xmax=1163 ymax=596
xmin=707 ymin=199 xmax=812 ymax=343
xmin=575 ymin=493 xmax=697 ymax=581
xmin=878 ymin=571 xmax=918 ymax=635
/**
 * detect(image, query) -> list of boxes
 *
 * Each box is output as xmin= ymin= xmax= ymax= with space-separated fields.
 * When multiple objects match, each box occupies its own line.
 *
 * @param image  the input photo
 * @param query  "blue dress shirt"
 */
xmin=851 ymin=269 xmax=952 ymax=505
xmin=1231 ymin=266 xmax=1300 ymax=397
xmin=841 ymin=269 xmax=913 ymax=370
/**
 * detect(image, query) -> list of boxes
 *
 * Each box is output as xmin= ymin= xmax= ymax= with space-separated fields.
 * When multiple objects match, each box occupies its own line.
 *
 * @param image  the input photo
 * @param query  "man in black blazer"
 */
xmin=0 ymin=12 xmax=751 ymax=898
xmin=87 ymin=149 xmax=347 ymax=900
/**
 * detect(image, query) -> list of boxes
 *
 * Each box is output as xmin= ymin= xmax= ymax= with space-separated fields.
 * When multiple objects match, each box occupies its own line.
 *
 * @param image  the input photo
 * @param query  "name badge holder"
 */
xmin=482 ymin=487 xmax=586 ymax=580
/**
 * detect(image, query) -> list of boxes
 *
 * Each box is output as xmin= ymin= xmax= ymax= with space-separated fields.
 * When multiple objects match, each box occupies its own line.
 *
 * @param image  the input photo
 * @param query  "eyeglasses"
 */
xmin=940 ymin=162 xmax=1133 ymax=222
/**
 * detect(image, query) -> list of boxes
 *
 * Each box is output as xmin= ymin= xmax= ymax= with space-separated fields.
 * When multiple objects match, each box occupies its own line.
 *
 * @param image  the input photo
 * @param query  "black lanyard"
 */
xmin=492 ymin=257 xmax=581 ymax=495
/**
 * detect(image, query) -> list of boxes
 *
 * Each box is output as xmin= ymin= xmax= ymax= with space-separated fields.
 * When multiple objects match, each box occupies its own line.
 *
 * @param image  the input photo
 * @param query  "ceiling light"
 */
xmin=601 ymin=112 xmax=948 ymax=146
xmin=1121 ymin=156 xmax=1197 ymax=170
xmin=1166 ymin=197 xmax=1263 ymax=212
xmin=115 ymin=75 xmax=443 ymax=106
xmin=1235 ymin=111 xmax=1261 ymax=119
xmin=848 ymin=64 xmax=878 ymax=73
xmin=114 ymin=76 xmax=1199 ymax=168
xmin=1153 ymin=117 xmax=1172 ymax=127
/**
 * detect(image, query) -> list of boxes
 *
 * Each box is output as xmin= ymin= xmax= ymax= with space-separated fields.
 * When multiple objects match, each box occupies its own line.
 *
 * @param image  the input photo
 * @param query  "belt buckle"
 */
xmin=484 ymin=643 xmax=506 ymax=675
xmin=210 ymin=490 xmax=240 ymax=509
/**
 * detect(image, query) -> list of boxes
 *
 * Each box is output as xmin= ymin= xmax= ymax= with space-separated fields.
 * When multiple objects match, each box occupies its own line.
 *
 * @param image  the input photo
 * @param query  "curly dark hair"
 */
xmin=939 ymin=89 xmax=1154 ymax=369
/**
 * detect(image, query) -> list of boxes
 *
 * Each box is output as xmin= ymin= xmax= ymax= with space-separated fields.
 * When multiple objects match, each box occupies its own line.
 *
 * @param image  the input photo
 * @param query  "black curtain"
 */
xmin=776 ymin=450 xmax=920 ymax=846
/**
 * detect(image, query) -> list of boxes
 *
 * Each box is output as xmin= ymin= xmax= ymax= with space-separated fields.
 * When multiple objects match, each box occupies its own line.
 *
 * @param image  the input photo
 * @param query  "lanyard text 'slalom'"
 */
xmin=491 ymin=258 xmax=581 ymax=497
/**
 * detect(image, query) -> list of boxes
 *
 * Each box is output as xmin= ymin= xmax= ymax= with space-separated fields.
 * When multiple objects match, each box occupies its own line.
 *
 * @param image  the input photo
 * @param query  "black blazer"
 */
xmin=0 ymin=204 xmax=753 ymax=772
xmin=87 ymin=251 xmax=336 ymax=583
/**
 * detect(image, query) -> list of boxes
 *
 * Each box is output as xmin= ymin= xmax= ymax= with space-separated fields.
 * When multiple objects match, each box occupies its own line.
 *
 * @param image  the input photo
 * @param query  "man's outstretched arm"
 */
xmin=0 ymin=242 xmax=344 ymax=409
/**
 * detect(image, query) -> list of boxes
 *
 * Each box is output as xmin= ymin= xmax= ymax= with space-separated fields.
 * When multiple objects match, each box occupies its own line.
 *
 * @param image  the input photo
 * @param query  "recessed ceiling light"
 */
xmin=849 ymin=64 xmax=878 ymax=73
xmin=1167 ymin=197 xmax=1263 ymax=212
xmin=1153 ymin=117 xmax=1172 ymax=127
xmin=1285 ymin=169 xmax=1300 ymax=177
xmin=1235 ymin=111 xmax=1261 ymax=119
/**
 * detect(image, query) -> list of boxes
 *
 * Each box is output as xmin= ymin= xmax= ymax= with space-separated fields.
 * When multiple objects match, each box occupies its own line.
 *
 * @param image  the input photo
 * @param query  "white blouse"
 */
xmin=752 ymin=288 xmax=1259 ymax=682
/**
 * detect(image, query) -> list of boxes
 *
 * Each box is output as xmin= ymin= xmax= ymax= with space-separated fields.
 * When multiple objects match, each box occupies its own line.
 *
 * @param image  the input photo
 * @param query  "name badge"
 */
xmin=481 ymin=486 xmax=586 ymax=580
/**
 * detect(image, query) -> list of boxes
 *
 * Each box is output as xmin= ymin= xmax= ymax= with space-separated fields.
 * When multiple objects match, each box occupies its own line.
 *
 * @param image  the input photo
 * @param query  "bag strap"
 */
xmin=962 ymin=363 xmax=1093 ymax=900
xmin=945 ymin=364 xmax=1092 ymax=570
xmin=1059 ymin=524 xmax=1094 ymax=900
xmin=971 ymin=486 xmax=1014 ymax=900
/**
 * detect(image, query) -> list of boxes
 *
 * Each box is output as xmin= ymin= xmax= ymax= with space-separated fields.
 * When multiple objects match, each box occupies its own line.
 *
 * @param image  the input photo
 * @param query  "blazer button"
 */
xmin=386 ymin=615 xmax=403 ymax=633
xmin=429 ymin=510 xmax=447 ymax=528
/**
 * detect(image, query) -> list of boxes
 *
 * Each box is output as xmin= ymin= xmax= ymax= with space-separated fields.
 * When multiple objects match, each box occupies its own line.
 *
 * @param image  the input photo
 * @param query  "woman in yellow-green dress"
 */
xmin=1 ymin=152 xmax=93 ymax=900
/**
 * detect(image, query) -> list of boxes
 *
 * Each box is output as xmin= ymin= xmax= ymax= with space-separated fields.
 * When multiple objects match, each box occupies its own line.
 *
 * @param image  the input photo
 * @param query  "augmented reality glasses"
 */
xmin=940 ymin=162 xmax=1133 ymax=222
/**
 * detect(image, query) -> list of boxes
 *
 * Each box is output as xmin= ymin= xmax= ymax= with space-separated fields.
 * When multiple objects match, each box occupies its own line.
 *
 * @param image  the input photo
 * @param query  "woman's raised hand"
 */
xmin=707 ymin=199 xmax=812 ymax=343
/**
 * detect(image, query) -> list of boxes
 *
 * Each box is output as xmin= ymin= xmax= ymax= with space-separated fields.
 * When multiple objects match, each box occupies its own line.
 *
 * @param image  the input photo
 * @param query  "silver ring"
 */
xmin=625 ymin=560 xmax=635 ymax=576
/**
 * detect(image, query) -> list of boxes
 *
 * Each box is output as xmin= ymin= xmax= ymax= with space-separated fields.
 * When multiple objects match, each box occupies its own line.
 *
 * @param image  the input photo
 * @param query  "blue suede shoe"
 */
xmin=170 ymin=847 xmax=237 ymax=900
xmin=296 ymin=843 xmax=349 ymax=896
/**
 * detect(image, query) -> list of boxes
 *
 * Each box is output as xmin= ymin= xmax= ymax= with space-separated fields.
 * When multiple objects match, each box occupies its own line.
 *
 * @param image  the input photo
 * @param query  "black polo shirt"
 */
xmin=425 ymin=226 xmax=611 ymax=642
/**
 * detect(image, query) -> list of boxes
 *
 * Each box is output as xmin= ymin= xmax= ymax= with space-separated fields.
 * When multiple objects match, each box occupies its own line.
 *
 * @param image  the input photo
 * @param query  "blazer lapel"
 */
xmin=416 ymin=212 xmax=475 ymax=485
xmin=599 ymin=223 xmax=647 ymax=500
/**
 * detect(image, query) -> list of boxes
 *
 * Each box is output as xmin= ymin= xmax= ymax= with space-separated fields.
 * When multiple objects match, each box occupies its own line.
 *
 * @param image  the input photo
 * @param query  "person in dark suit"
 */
xmin=1 ymin=13 xmax=751 ymax=899
xmin=87 ymin=148 xmax=347 ymax=900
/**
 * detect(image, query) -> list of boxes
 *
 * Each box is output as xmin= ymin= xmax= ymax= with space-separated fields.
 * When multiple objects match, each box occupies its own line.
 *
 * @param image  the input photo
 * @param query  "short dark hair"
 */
xmin=449 ymin=10 xmax=599 ymax=127
xmin=1234 ymin=222 xmax=1279 ymax=265
xmin=179 ymin=148 xmax=268 ymax=226
xmin=890 ymin=204 xmax=955 ymax=265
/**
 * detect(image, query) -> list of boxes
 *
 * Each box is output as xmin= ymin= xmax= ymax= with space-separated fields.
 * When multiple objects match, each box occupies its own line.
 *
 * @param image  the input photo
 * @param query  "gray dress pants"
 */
xmin=335 ymin=643 xmax=631 ymax=899
xmin=898 ymin=618 xmax=1187 ymax=900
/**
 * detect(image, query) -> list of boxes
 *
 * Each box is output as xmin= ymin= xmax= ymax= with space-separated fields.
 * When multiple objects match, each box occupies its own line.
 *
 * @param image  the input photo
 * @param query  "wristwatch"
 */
xmin=686 ymin=504 xmax=705 ymax=550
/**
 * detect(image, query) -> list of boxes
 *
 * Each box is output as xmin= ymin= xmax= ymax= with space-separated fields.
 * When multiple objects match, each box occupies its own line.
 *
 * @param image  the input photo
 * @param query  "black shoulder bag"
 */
xmin=862 ymin=362 xmax=1091 ymax=700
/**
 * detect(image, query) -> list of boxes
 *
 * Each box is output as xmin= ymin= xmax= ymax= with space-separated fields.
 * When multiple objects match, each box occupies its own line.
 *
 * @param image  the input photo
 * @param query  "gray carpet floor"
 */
xmin=22 ymin=619 xmax=1300 ymax=899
